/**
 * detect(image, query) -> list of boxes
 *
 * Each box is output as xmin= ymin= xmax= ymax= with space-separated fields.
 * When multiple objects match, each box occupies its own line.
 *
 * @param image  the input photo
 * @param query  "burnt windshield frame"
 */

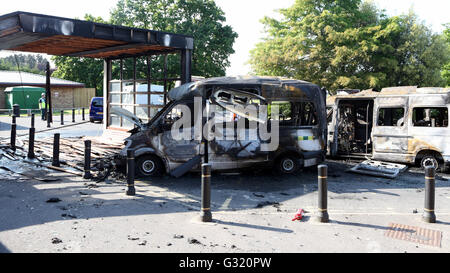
xmin=147 ymin=100 xmax=175 ymax=126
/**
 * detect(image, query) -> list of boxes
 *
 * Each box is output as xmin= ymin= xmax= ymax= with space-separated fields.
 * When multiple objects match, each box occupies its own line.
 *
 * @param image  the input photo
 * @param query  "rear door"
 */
xmin=327 ymin=104 xmax=338 ymax=156
xmin=372 ymin=96 xmax=409 ymax=162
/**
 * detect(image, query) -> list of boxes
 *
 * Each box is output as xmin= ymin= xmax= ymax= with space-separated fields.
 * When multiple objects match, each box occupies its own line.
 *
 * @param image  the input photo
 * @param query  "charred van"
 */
xmin=114 ymin=76 xmax=327 ymax=177
xmin=327 ymin=87 xmax=450 ymax=171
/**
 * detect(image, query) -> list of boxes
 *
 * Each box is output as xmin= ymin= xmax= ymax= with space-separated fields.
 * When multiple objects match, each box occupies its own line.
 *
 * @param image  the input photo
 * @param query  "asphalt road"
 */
xmin=0 ymin=157 xmax=449 ymax=253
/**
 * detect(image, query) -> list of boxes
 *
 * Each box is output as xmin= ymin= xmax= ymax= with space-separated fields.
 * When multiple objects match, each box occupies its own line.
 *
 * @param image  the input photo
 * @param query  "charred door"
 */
xmin=159 ymin=101 xmax=201 ymax=163
xmin=372 ymin=97 xmax=409 ymax=162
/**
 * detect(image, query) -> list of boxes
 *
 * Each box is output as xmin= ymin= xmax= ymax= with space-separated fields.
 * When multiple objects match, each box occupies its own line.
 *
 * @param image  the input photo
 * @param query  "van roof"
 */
xmin=327 ymin=86 xmax=450 ymax=105
xmin=168 ymin=76 xmax=323 ymax=102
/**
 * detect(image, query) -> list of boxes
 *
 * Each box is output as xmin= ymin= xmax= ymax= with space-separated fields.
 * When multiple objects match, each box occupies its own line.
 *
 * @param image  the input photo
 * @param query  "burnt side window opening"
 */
xmin=377 ymin=108 xmax=405 ymax=127
xmin=270 ymin=101 xmax=318 ymax=126
xmin=211 ymin=87 xmax=266 ymax=125
xmin=412 ymin=107 xmax=449 ymax=127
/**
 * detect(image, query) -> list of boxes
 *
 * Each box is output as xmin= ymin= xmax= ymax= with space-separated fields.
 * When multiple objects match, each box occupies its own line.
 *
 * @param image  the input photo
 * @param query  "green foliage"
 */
xmin=442 ymin=24 xmax=450 ymax=87
xmin=52 ymin=55 xmax=104 ymax=95
xmin=0 ymin=54 xmax=48 ymax=74
xmin=249 ymin=0 xmax=450 ymax=93
xmin=110 ymin=0 xmax=238 ymax=78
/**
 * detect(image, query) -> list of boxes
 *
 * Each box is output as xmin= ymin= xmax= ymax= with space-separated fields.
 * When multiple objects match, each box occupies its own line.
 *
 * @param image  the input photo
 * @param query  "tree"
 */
xmin=0 ymin=54 xmax=49 ymax=75
xmin=110 ymin=0 xmax=238 ymax=78
xmin=249 ymin=0 xmax=449 ymax=92
xmin=386 ymin=13 xmax=449 ymax=88
xmin=51 ymin=15 xmax=106 ymax=95
xmin=442 ymin=24 xmax=450 ymax=87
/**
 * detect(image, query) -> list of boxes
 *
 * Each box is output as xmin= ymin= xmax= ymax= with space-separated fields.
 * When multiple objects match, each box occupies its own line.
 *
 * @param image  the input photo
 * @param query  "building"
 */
xmin=0 ymin=70 xmax=95 ymax=109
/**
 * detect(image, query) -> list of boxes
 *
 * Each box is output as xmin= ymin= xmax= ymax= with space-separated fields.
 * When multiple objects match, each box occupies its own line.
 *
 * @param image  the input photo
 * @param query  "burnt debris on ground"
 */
xmin=0 ymin=136 xmax=125 ymax=182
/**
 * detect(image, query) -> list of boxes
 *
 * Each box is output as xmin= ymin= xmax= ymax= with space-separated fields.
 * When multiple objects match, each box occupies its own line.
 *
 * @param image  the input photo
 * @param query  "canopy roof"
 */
xmin=0 ymin=11 xmax=194 ymax=59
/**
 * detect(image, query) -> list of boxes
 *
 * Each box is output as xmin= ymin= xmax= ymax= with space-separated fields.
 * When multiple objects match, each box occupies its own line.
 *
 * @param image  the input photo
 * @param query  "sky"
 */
xmin=0 ymin=0 xmax=449 ymax=76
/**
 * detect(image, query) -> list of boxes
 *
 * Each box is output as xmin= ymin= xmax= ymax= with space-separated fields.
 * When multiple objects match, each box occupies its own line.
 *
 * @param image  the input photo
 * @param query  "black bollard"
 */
xmin=82 ymin=108 xmax=85 ymax=121
xmin=423 ymin=166 xmax=437 ymax=223
xmin=31 ymin=113 xmax=35 ymax=129
xmin=316 ymin=165 xmax=329 ymax=223
xmin=10 ymin=115 xmax=16 ymax=151
xmin=28 ymin=127 xmax=35 ymax=159
xmin=52 ymin=133 xmax=60 ymax=167
xmin=83 ymin=140 xmax=92 ymax=179
xmin=47 ymin=111 xmax=51 ymax=128
xmin=72 ymin=109 xmax=75 ymax=123
xmin=60 ymin=110 xmax=64 ymax=125
xmin=126 ymin=149 xmax=136 ymax=196
xmin=199 ymin=163 xmax=213 ymax=222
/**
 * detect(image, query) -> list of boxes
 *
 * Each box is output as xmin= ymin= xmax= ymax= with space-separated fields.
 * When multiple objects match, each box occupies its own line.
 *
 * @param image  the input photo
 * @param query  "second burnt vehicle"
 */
xmin=113 ymin=76 xmax=327 ymax=177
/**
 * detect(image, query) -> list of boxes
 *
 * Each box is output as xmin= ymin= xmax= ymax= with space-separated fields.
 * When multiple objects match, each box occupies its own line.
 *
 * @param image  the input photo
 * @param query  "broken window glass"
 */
xmin=377 ymin=108 xmax=405 ymax=127
xmin=211 ymin=88 xmax=266 ymax=123
xmin=413 ymin=107 xmax=448 ymax=127
xmin=270 ymin=101 xmax=318 ymax=126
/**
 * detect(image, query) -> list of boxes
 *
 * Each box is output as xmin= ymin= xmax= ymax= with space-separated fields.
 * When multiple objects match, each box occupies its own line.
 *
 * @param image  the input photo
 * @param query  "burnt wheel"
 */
xmin=420 ymin=155 xmax=440 ymax=171
xmin=276 ymin=155 xmax=302 ymax=174
xmin=136 ymin=155 xmax=164 ymax=177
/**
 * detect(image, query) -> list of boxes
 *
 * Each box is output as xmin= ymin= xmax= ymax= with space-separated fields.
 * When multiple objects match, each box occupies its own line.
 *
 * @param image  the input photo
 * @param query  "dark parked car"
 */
xmin=89 ymin=97 xmax=103 ymax=122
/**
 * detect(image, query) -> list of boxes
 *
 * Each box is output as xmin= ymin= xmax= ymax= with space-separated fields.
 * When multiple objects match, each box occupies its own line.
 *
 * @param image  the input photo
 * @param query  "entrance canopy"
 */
xmin=0 ymin=11 xmax=193 ymax=59
xmin=0 ymin=11 xmax=194 ymax=130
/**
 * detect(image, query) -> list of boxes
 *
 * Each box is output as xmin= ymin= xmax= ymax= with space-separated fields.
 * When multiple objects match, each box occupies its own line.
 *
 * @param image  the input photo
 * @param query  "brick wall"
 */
xmin=51 ymin=88 xmax=74 ymax=110
xmin=51 ymin=87 xmax=96 ymax=110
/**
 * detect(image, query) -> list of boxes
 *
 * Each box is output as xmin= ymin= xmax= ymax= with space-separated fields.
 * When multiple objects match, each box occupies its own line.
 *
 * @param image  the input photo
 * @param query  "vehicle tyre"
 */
xmin=276 ymin=155 xmax=302 ymax=174
xmin=136 ymin=154 xmax=164 ymax=177
xmin=420 ymin=154 xmax=440 ymax=171
xmin=89 ymin=117 xmax=94 ymax=123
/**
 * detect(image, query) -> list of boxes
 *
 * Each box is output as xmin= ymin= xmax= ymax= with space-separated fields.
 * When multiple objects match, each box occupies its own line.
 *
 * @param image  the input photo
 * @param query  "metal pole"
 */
xmin=317 ymin=165 xmax=329 ymax=223
xmin=126 ymin=149 xmax=136 ymax=196
xmin=28 ymin=127 xmax=35 ymax=159
xmin=83 ymin=140 xmax=92 ymax=179
xmin=72 ymin=108 xmax=75 ymax=123
xmin=203 ymin=100 xmax=209 ymax=164
xmin=46 ymin=62 xmax=53 ymax=124
xmin=423 ymin=166 xmax=436 ymax=223
xmin=199 ymin=163 xmax=213 ymax=222
xmin=10 ymin=115 xmax=16 ymax=151
xmin=61 ymin=110 xmax=64 ymax=125
xmin=31 ymin=113 xmax=35 ymax=128
xmin=52 ymin=133 xmax=60 ymax=167
xmin=47 ymin=111 xmax=51 ymax=128
xmin=82 ymin=108 xmax=85 ymax=121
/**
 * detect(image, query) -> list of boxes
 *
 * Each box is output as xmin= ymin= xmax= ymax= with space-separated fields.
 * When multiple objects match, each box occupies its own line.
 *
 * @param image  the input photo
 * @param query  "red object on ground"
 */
xmin=292 ymin=209 xmax=304 ymax=221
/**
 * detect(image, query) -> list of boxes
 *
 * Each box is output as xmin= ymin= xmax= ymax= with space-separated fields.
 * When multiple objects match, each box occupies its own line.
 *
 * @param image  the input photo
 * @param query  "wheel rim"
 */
xmin=142 ymin=160 xmax=155 ymax=173
xmin=282 ymin=159 xmax=295 ymax=172
xmin=422 ymin=157 xmax=438 ymax=169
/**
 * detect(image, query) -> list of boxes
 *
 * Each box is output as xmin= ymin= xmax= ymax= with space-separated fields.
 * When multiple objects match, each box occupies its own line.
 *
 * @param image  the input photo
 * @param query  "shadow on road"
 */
xmin=0 ymin=160 xmax=448 ymax=234
xmin=0 ymin=242 xmax=11 ymax=253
